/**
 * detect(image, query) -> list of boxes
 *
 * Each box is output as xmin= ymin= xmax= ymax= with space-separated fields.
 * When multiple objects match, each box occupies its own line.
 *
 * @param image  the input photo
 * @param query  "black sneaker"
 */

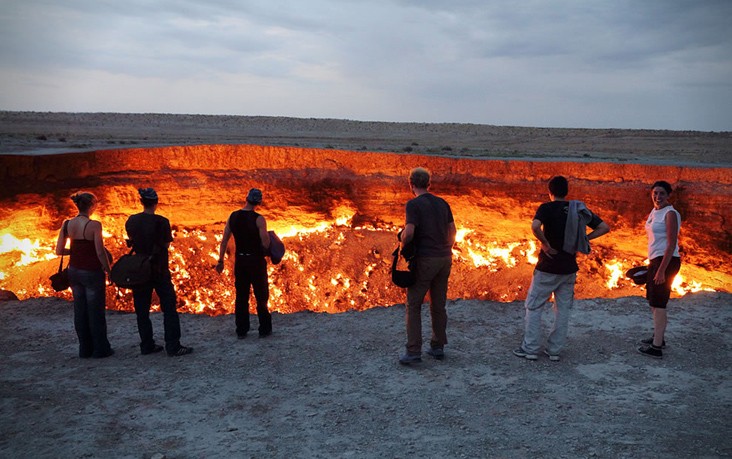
xmin=639 ymin=337 xmax=666 ymax=348
xmin=92 ymin=348 xmax=115 ymax=359
xmin=637 ymin=344 xmax=663 ymax=359
xmin=167 ymin=345 xmax=193 ymax=357
xmin=426 ymin=347 xmax=445 ymax=360
xmin=141 ymin=344 xmax=164 ymax=355
xmin=399 ymin=353 xmax=422 ymax=365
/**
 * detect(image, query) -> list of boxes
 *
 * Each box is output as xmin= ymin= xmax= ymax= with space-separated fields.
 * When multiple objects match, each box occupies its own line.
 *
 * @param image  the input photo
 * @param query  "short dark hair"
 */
xmin=651 ymin=180 xmax=672 ymax=194
xmin=409 ymin=167 xmax=430 ymax=189
xmin=548 ymin=176 xmax=568 ymax=198
xmin=141 ymin=197 xmax=158 ymax=208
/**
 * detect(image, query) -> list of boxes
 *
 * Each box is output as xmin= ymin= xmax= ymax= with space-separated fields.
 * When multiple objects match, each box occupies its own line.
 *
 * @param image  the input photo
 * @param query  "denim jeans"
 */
xmin=234 ymin=254 xmax=271 ymax=336
xmin=68 ymin=267 xmax=112 ymax=358
xmin=132 ymin=276 xmax=181 ymax=352
xmin=521 ymin=270 xmax=577 ymax=355
xmin=405 ymin=256 xmax=452 ymax=355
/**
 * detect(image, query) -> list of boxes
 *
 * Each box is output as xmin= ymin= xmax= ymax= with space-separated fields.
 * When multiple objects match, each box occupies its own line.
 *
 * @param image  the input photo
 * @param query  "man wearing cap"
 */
xmin=216 ymin=188 xmax=272 ymax=338
xmin=125 ymin=187 xmax=193 ymax=357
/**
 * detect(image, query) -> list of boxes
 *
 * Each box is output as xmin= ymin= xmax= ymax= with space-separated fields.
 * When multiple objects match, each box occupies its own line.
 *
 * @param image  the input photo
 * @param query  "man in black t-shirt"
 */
xmin=513 ymin=176 xmax=610 ymax=361
xmin=398 ymin=168 xmax=457 ymax=365
xmin=125 ymin=188 xmax=193 ymax=357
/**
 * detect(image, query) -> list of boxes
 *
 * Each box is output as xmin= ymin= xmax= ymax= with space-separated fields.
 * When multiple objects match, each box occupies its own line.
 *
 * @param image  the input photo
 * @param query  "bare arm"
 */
xmin=91 ymin=221 xmax=111 ymax=274
xmin=531 ymin=219 xmax=557 ymax=256
xmin=653 ymin=211 xmax=679 ymax=285
xmin=55 ymin=221 xmax=69 ymax=256
xmin=588 ymin=221 xmax=610 ymax=240
xmin=215 ymin=218 xmax=232 ymax=273
xmin=447 ymin=221 xmax=457 ymax=248
xmin=400 ymin=223 xmax=415 ymax=252
xmin=257 ymin=216 xmax=270 ymax=250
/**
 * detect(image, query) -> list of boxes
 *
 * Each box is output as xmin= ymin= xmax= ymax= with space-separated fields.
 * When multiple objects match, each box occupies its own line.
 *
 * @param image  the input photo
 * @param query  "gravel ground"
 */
xmin=1 ymin=292 xmax=730 ymax=458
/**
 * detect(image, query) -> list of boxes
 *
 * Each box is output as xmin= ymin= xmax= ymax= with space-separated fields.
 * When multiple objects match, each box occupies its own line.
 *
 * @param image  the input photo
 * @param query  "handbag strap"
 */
xmin=58 ymin=220 xmax=69 ymax=272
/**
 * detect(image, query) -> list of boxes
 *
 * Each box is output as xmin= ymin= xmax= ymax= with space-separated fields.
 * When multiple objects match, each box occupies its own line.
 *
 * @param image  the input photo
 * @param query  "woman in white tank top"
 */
xmin=638 ymin=181 xmax=682 ymax=359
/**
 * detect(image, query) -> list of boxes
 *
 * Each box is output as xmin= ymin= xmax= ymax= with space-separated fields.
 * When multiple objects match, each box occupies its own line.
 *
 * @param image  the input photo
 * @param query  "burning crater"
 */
xmin=1 ymin=145 xmax=730 ymax=314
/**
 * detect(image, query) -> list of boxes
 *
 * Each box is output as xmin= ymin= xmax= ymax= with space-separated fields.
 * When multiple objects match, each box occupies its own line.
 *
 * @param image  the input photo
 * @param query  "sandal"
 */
xmin=167 ymin=345 xmax=193 ymax=357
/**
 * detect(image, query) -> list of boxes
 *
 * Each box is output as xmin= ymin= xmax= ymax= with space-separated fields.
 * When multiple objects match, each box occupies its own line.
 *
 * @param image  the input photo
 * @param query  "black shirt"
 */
xmin=229 ymin=210 xmax=264 ymax=257
xmin=534 ymin=200 xmax=603 ymax=274
xmin=405 ymin=193 xmax=454 ymax=257
xmin=125 ymin=213 xmax=173 ymax=275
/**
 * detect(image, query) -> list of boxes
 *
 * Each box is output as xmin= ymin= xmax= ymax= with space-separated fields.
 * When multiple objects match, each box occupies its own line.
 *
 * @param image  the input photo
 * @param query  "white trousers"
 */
xmin=521 ymin=270 xmax=577 ymax=355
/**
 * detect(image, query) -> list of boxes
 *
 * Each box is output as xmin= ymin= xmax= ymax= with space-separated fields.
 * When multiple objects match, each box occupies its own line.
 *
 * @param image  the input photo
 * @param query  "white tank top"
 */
xmin=645 ymin=205 xmax=681 ymax=259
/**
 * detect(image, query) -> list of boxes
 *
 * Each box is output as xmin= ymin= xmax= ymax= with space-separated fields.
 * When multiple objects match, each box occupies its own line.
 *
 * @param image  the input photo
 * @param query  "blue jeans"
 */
xmin=132 ymin=276 xmax=182 ymax=352
xmin=68 ymin=267 xmax=112 ymax=358
xmin=521 ymin=270 xmax=577 ymax=355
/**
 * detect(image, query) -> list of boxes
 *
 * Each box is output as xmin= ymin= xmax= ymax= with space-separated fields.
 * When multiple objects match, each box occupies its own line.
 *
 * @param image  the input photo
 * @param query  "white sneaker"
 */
xmin=513 ymin=347 xmax=538 ymax=360
xmin=544 ymin=350 xmax=560 ymax=361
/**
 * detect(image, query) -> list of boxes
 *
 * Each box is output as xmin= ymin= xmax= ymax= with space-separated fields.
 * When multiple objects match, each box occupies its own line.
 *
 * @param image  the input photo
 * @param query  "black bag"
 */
xmin=50 ymin=221 xmax=70 ymax=292
xmin=267 ymin=230 xmax=286 ymax=264
xmin=110 ymin=250 xmax=152 ymax=288
xmin=626 ymin=266 xmax=648 ymax=285
xmin=50 ymin=268 xmax=70 ymax=292
xmin=391 ymin=246 xmax=416 ymax=288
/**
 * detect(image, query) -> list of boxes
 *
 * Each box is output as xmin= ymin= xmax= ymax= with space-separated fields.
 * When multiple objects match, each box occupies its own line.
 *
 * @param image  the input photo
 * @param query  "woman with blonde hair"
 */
xmin=55 ymin=191 xmax=114 ymax=358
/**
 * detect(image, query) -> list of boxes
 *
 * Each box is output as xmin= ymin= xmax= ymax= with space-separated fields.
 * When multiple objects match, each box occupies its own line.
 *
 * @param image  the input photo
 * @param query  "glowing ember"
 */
xmin=0 ymin=233 xmax=57 ymax=267
xmin=1 ymin=145 xmax=729 ymax=314
xmin=605 ymin=260 xmax=625 ymax=289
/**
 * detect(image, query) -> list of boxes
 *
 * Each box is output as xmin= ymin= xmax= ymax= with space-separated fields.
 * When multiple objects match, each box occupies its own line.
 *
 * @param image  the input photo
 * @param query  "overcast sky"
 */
xmin=1 ymin=1 xmax=730 ymax=131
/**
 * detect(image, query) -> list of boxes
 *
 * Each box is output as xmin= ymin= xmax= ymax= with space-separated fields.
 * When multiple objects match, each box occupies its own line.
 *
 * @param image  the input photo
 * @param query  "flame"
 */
xmin=672 ymin=273 xmax=714 ymax=296
xmin=605 ymin=260 xmax=625 ymax=289
xmin=454 ymin=228 xmax=528 ymax=271
xmin=0 ymin=210 xmax=723 ymax=314
xmin=523 ymin=240 xmax=539 ymax=265
xmin=0 ymin=233 xmax=57 ymax=267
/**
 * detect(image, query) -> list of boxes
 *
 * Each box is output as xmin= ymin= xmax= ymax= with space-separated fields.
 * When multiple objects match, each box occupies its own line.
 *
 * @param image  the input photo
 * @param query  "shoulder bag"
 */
xmin=50 ymin=221 xmax=71 ymax=291
xmin=110 ymin=248 xmax=152 ymax=289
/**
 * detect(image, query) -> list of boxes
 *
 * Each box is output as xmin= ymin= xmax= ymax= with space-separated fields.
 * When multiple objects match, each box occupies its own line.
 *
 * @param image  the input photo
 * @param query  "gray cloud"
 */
xmin=0 ymin=0 xmax=730 ymax=130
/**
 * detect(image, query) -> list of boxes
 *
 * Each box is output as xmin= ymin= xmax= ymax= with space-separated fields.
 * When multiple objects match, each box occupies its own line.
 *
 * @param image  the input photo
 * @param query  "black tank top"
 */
xmin=229 ymin=210 xmax=264 ymax=257
xmin=69 ymin=220 xmax=102 ymax=271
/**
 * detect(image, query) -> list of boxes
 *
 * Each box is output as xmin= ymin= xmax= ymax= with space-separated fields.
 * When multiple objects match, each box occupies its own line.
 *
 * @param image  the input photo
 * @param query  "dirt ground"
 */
xmin=1 ymin=112 xmax=731 ymax=458
xmin=1 ymin=111 xmax=730 ymax=165
xmin=0 ymin=293 xmax=730 ymax=458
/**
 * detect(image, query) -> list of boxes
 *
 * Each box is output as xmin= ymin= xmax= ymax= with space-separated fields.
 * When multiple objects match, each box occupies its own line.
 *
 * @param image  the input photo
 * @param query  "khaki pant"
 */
xmin=405 ymin=256 xmax=452 ymax=355
xmin=521 ymin=270 xmax=576 ymax=355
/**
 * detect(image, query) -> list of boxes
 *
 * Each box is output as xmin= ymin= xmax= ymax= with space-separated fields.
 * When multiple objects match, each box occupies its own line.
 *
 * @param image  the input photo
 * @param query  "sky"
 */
xmin=1 ymin=0 xmax=731 ymax=131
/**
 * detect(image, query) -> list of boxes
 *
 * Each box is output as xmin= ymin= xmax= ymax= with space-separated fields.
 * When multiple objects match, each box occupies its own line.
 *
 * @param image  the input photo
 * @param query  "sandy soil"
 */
xmin=1 ymin=112 xmax=731 ymax=458
xmin=1 ymin=111 xmax=730 ymax=165
xmin=1 ymin=293 xmax=730 ymax=458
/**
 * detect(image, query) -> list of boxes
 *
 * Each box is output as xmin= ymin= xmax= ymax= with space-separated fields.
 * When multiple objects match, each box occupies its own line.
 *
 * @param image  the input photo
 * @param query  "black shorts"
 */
xmin=645 ymin=256 xmax=681 ymax=308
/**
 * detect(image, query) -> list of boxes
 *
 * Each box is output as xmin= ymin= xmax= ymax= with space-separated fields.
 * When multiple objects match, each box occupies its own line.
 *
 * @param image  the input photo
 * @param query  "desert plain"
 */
xmin=0 ymin=112 xmax=730 ymax=458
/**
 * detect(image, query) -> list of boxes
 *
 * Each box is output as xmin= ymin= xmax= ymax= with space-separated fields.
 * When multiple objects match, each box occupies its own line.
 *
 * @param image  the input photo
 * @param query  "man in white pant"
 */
xmin=514 ymin=176 xmax=610 ymax=361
